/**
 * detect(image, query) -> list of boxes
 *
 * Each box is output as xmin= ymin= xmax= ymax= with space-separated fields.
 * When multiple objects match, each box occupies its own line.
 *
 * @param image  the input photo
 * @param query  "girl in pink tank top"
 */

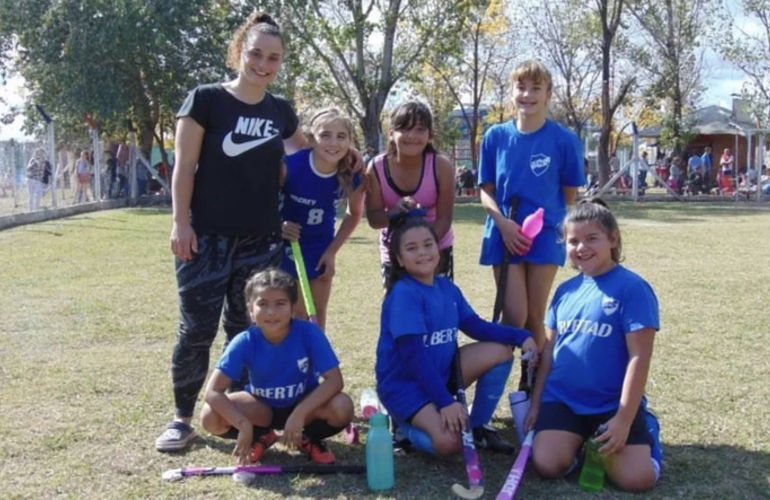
xmin=365 ymin=102 xmax=455 ymax=286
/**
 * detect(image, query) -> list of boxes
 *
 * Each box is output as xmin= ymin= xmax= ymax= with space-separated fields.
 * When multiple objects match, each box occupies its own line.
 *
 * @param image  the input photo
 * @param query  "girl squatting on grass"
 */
xmin=201 ymin=269 xmax=353 ymax=465
xmin=478 ymin=61 xmax=585 ymax=387
xmin=159 ymin=12 xmax=311 ymax=452
xmin=375 ymin=215 xmax=539 ymax=457
xmin=525 ymin=199 xmax=663 ymax=492
xmin=365 ymin=102 xmax=456 ymax=287
xmin=279 ymin=108 xmax=366 ymax=331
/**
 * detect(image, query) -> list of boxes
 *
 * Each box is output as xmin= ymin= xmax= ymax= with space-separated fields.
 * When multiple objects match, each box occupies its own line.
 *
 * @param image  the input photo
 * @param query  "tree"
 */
xmin=595 ymin=0 xmax=635 ymax=184
xmin=627 ymin=0 xmax=712 ymax=154
xmin=283 ymin=0 xmax=469 ymax=151
xmin=408 ymin=64 xmax=463 ymax=153
xmin=425 ymin=0 xmax=514 ymax=170
xmin=485 ymin=52 xmax=517 ymax=124
xmin=0 ymin=0 xmax=237 ymax=155
xmin=719 ymin=0 xmax=770 ymax=126
xmin=516 ymin=0 xmax=602 ymax=140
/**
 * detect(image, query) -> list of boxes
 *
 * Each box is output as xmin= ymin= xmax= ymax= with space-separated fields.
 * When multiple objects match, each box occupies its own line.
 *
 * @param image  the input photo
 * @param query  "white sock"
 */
xmin=651 ymin=458 xmax=661 ymax=483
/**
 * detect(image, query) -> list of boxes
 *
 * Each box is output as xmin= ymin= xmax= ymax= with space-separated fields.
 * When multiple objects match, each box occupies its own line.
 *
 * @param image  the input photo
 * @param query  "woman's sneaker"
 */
xmin=249 ymin=430 xmax=278 ymax=463
xmin=155 ymin=421 xmax=196 ymax=452
xmin=298 ymin=437 xmax=336 ymax=464
xmin=473 ymin=425 xmax=516 ymax=455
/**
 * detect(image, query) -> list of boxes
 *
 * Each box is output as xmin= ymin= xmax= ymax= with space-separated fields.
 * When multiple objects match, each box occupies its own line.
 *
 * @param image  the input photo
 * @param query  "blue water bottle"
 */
xmin=366 ymin=412 xmax=394 ymax=491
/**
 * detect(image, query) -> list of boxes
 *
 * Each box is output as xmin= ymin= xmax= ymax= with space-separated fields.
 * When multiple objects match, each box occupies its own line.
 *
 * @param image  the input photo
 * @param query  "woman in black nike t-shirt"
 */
xmin=156 ymin=12 xmax=311 ymax=452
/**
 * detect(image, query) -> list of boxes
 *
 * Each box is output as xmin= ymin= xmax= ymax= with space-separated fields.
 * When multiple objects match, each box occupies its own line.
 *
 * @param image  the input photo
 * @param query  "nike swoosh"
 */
xmin=222 ymin=132 xmax=278 ymax=157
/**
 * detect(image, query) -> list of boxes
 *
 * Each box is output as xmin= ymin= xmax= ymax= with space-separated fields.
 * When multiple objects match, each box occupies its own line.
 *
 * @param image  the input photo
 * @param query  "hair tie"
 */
xmin=387 ymin=208 xmax=427 ymax=230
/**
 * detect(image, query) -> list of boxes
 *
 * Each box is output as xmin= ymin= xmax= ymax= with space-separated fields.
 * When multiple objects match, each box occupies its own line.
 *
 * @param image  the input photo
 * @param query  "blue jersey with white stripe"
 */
xmin=280 ymin=148 xmax=363 ymax=241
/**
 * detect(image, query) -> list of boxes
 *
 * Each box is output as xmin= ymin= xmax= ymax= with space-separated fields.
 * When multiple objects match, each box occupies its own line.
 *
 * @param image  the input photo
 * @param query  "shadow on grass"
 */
xmin=656 ymin=443 xmax=770 ymax=500
xmin=188 ymin=435 xmax=370 ymax=499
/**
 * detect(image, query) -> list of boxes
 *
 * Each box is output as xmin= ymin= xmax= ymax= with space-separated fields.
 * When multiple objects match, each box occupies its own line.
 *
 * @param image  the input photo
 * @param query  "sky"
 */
xmin=0 ymin=1 xmax=760 ymax=141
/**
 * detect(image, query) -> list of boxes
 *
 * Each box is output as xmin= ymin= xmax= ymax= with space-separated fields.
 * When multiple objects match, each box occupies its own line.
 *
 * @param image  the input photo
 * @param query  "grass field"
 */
xmin=1 ymin=202 xmax=769 ymax=499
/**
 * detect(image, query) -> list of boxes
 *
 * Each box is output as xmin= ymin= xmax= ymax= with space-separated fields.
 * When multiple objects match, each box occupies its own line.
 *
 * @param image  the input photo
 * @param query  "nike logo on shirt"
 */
xmin=222 ymin=132 xmax=279 ymax=157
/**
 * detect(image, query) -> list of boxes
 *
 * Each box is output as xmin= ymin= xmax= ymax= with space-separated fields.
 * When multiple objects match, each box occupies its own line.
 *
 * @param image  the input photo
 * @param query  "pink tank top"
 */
xmin=373 ymin=152 xmax=454 ymax=263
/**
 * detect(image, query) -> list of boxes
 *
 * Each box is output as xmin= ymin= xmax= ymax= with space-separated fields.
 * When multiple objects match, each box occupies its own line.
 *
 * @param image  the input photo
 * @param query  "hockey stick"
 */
xmin=162 ymin=464 xmax=365 ymax=482
xmin=450 ymin=350 xmax=484 ymax=500
xmin=290 ymin=240 xmax=317 ymax=324
xmin=495 ymin=431 xmax=534 ymax=500
xmin=290 ymin=240 xmax=360 ymax=444
xmin=492 ymin=197 xmax=519 ymax=323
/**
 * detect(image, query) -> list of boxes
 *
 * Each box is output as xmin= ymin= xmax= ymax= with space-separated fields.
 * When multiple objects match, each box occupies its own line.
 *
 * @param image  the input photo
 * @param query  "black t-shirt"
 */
xmin=177 ymin=83 xmax=299 ymax=236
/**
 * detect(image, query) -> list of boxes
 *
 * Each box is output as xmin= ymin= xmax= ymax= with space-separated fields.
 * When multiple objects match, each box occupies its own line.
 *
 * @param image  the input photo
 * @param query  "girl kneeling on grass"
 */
xmin=375 ymin=214 xmax=539 ymax=456
xmin=525 ymin=199 xmax=663 ymax=492
xmin=201 ymin=268 xmax=353 ymax=465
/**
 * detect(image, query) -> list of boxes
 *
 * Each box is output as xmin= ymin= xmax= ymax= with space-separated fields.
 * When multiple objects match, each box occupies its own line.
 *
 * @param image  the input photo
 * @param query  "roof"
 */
xmin=637 ymin=105 xmax=756 ymax=138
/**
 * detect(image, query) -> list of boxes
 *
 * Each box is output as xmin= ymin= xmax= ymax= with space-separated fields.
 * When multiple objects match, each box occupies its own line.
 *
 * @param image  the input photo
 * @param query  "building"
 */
xmin=637 ymin=102 xmax=765 ymax=169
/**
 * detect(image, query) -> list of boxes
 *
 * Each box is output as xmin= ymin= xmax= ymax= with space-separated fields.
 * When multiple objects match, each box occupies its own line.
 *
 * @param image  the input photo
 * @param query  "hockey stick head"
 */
xmin=232 ymin=471 xmax=257 ymax=484
xmin=161 ymin=469 xmax=184 ymax=482
xmin=451 ymin=483 xmax=485 ymax=499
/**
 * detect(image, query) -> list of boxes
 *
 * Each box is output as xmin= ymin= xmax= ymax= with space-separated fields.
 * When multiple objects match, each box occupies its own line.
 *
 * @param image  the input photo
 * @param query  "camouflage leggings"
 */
xmin=171 ymin=232 xmax=282 ymax=418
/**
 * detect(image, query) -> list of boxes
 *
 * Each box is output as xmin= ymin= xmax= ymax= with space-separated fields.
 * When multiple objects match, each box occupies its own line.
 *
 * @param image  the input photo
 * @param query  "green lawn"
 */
xmin=1 ymin=202 xmax=769 ymax=499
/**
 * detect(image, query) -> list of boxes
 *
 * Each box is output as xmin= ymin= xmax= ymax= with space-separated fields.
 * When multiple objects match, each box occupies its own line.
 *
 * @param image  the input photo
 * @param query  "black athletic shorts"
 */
xmin=534 ymin=401 xmax=652 ymax=446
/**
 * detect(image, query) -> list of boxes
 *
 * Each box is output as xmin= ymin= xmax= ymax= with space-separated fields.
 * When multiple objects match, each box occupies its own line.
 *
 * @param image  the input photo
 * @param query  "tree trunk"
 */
xmin=599 ymin=35 xmax=613 ymax=185
xmin=362 ymin=96 xmax=384 ymax=152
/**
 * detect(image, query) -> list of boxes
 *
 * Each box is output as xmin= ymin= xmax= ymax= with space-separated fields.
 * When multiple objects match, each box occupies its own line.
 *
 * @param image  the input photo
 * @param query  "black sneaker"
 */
xmin=473 ymin=425 xmax=515 ymax=455
xmin=391 ymin=423 xmax=412 ymax=454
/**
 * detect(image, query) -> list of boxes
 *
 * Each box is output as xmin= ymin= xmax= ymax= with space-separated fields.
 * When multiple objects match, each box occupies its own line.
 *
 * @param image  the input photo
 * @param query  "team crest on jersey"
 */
xmin=530 ymin=154 xmax=551 ymax=177
xmin=297 ymin=357 xmax=309 ymax=374
xmin=602 ymin=296 xmax=619 ymax=315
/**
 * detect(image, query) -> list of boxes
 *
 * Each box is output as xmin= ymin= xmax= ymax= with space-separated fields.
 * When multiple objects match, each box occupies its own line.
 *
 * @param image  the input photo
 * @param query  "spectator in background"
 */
xmin=639 ymin=151 xmax=649 ymax=188
xmin=75 ymin=150 xmax=92 ymax=203
xmin=701 ymin=146 xmax=713 ymax=192
xmin=687 ymin=152 xmax=702 ymax=177
xmin=609 ymin=152 xmax=620 ymax=174
xmin=105 ymin=151 xmax=117 ymax=198
xmin=720 ymin=148 xmax=735 ymax=177
xmin=669 ymin=156 xmax=683 ymax=194
xmin=41 ymin=156 xmax=52 ymax=197
xmin=26 ymin=148 xmax=46 ymax=210
xmin=363 ymin=146 xmax=376 ymax=166
xmin=461 ymin=167 xmax=475 ymax=196
xmin=455 ymin=167 xmax=463 ymax=196
xmin=136 ymin=159 xmax=148 ymax=196
xmin=746 ymin=165 xmax=758 ymax=185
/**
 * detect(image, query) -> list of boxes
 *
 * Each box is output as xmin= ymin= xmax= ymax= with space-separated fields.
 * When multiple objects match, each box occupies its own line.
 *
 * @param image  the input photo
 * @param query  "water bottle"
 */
xmin=578 ymin=426 xmax=607 ymax=492
xmin=521 ymin=208 xmax=545 ymax=239
xmin=366 ymin=412 xmax=394 ymax=491
xmin=360 ymin=388 xmax=380 ymax=421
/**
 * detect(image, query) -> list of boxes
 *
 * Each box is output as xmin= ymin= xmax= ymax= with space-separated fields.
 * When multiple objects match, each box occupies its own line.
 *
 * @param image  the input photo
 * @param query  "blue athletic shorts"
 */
xmin=280 ymin=237 xmax=332 ymax=281
xmin=480 ymin=226 xmax=565 ymax=267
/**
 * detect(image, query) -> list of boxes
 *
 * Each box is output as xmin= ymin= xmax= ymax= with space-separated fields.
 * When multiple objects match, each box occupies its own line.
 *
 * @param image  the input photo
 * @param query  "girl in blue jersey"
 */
xmin=280 ymin=108 xmax=365 ymax=331
xmin=201 ymin=268 xmax=354 ymax=465
xmin=375 ymin=214 xmax=539 ymax=456
xmin=524 ymin=199 xmax=662 ymax=492
xmin=478 ymin=61 xmax=585 ymax=387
